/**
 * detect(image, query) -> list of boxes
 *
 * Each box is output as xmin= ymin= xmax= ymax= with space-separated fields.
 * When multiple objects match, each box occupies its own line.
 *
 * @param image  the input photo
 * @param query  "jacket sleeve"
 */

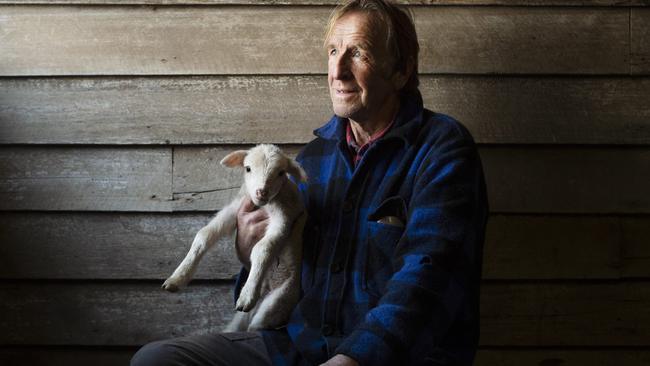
xmin=335 ymin=131 xmax=487 ymax=365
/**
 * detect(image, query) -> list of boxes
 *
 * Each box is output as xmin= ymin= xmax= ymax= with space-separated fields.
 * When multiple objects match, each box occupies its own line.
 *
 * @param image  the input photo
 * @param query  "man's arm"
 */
xmin=335 ymin=134 xmax=486 ymax=365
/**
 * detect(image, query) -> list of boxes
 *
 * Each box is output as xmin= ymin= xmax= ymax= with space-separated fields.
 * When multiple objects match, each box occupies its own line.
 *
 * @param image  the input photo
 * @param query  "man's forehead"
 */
xmin=326 ymin=11 xmax=387 ymax=48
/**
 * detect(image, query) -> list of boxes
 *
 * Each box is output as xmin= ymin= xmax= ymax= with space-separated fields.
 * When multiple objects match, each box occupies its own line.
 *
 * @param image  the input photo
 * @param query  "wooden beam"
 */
xmin=1 ymin=146 xmax=647 ymax=213
xmin=632 ymin=9 xmax=650 ymax=75
xmin=173 ymin=146 xmax=650 ymax=213
xmin=0 ymin=147 xmax=172 ymax=211
xmin=0 ymin=0 xmax=646 ymax=5
xmin=2 ymin=347 xmax=650 ymax=366
xmin=1 ymin=212 xmax=648 ymax=280
xmin=0 ymin=282 xmax=648 ymax=346
xmin=0 ymin=6 xmax=629 ymax=76
xmin=2 ymin=76 xmax=649 ymax=145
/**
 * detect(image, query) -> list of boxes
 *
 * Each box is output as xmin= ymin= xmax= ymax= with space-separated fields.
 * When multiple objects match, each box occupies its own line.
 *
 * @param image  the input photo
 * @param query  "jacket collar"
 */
xmin=313 ymin=91 xmax=424 ymax=147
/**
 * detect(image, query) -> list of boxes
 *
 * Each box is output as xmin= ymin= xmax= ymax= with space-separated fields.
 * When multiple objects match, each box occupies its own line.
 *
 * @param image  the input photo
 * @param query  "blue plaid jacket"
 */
xmin=237 ymin=92 xmax=488 ymax=366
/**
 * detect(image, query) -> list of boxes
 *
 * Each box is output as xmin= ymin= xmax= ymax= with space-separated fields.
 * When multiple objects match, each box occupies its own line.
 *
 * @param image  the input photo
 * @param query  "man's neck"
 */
xmin=349 ymin=99 xmax=400 ymax=146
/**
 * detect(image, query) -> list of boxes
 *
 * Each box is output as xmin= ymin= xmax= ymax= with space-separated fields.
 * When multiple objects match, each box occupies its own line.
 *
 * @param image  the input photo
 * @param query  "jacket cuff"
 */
xmin=335 ymin=328 xmax=397 ymax=366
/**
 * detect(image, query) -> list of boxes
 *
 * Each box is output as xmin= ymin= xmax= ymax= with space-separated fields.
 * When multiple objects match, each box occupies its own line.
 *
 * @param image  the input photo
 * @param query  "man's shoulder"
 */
xmin=420 ymin=109 xmax=475 ymax=145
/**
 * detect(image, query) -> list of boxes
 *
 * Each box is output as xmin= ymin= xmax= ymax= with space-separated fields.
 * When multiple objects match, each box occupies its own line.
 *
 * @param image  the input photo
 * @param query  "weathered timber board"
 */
xmin=0 ymin=282 xmax=649 ymax=346
xmin=2 ymin=146 xmax=648 ymax=213
xmin=173 ymin=146 xmax=650 ymax=213
xmin=0 ymin=6 xmax=629 ymax=75
xmin=476 ymin=349 xmax=650 ymax=366
xmin=632 ymin=9 xmax=650 ymax=74
xmin=0 ymin=348 xmax=137 ymax=366
xmin=0 ymin=147 xmax=172 ymax=211
xmin=0 ymin=212 xmax=241 ymax=280
xmin=2 ymin=347 xmax=650 ymax=366
xmin=1 ymin=212 xmax=648 ymax=280
xmin=0 ymin=0 xmax=647 ymax=5
xmin=0 ymin=283 xmax=234 ymax=346
xmin=2 ymin=76 xmax=650 ymax=145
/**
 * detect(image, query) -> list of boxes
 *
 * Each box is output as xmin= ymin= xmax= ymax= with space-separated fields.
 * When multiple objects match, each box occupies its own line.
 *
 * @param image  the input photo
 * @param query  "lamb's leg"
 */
xmin=235 ymin=216 xmax=289 ymax=312
xmin=224 ymin=311 xmax=253 ymax=332
xmin=162 ymin=198 xmax=241 ymax=292
xmin=248 ymin=214 xmax=304 ymax=330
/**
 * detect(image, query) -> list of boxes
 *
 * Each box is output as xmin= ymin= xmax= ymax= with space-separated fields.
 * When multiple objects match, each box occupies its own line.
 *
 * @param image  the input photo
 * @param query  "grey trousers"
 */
xmin=130 ymin=332 xmax=272 ymax=366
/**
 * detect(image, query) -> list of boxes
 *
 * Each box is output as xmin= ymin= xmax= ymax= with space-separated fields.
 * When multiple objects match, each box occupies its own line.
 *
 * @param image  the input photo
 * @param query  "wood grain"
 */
xmin=174 ymin=146 xmax=650 ymax=213
xmin=0 ymin=212 xmax=241 ymax=280
xmin=0 ymin=147 xmax=172 ymax=211
xmin=0 ymin=0 xmax=646 ymax=5
xmin=632 ymin=9 xmax=650 ymax=74
xmin=476 ymin=349 xmax=650 ymax=366
xmin=2 ymin=76 xmax=650 ymax=145
xmin=0 ymin=6 xmax=629 ymax=76
xmin=2 ymin=347 xmax=650 ymax=366
xmin=0 ymin=283 xmax=234 ymax=345
xmin=2 ymin=146 xmax=647 ymax=213
xmin=0 ymin=282 xmax=648 ymax=346
xmin=1 ymin=212 xmax=648 ymax=280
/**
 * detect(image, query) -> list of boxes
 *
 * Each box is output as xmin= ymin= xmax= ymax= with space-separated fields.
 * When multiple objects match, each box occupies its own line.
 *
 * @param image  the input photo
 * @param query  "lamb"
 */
xmin=162 ymin=144 xmax=307 ymax=332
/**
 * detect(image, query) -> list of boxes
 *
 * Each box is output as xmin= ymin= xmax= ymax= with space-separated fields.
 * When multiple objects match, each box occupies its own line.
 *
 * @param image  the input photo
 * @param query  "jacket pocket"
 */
xmin=363 ymin=220 xmax=404 ymax=301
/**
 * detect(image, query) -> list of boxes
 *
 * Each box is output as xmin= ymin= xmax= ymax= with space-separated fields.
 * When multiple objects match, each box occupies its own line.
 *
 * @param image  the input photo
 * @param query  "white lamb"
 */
xmin=162 ymin=144 xmax=307 ymax=331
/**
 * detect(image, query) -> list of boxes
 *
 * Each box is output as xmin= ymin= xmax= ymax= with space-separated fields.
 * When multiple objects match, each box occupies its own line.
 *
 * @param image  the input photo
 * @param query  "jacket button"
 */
xmin=331 ymin=262 xmax=343 ymax=273
xmin=322 ymin=324 xmax=334 ymax=336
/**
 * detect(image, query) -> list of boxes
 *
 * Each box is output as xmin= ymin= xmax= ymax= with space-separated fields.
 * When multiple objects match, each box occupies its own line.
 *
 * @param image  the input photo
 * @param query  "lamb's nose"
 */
xmin=256 ymin=189 xmax=268 ymax=199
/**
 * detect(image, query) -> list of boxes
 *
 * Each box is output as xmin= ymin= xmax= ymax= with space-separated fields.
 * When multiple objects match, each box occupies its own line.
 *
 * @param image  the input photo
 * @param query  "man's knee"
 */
xmin=130 ymin=340 xmax=182 ymax=366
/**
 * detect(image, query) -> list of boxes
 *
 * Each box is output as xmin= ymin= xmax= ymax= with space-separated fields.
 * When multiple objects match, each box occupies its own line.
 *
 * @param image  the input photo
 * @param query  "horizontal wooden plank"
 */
xmin=483 ymin=215 xmax=650 ymax=280
xmin=0 ymin=283 xmax=234 ymax=345
xmin=2 ymin=212 xmax=648 ymax=280
xmin=0 ymin=6 xmax=629 ymax=76
xmin=174 ymin=146 xmax=650 ymax=213
xmin=0 ymin=147 xmax=172 ymax=211
xmin=0 ymin=0 xmax=647 ymax=5
xmin=0 ymin=282 xmax=648 ymax=346
xmin=0 ymin=348 xmax=136 ymax=366
xmin=2 ymin=347 xmax=650 ymax=366
xmin=476 ymin=349 xmax=650 ymax=366
xmin=632 ymin=9 xmax=650 ymax=74
xmin=2 ymin=146 xmax=648 ymax=213
xmin=481 ymin=147 xmax=650 ymax=213
xmin=0 ymin=212 xmax=241 ymax=280
xmin=2 ymin=76 xmax=650 ymax=145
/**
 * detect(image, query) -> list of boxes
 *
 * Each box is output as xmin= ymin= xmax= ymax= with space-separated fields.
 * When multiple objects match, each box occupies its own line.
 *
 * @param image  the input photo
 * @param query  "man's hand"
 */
xmin=319 ymin=354 xmax=359 ymax=366
xmin=235 ymin=196 xmax=269 ymax=270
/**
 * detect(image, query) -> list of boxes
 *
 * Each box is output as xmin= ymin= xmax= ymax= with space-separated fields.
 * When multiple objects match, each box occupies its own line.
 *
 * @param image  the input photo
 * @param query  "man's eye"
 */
xmin=352 ymin=50 xmax=361 ymax=57
xmin=245 ymin=166 xmax=251 ymax=172
xmin=329 ymin=48 xmax=337 ymax=56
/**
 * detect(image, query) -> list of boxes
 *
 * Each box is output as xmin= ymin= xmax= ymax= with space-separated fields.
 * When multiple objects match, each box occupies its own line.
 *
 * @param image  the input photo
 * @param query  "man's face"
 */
xmin=326 ymin=11 xmax=402 ymax=125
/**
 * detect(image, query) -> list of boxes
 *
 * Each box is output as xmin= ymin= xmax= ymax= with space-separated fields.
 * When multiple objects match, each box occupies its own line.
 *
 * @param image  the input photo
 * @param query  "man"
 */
xmin=132 ymin=1 xmax=487 ymax=365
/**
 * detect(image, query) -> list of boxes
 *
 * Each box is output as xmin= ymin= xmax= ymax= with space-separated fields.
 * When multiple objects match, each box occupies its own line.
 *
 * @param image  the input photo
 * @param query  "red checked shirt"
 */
xmin=345 ymin=119 xmax=396 ymax=167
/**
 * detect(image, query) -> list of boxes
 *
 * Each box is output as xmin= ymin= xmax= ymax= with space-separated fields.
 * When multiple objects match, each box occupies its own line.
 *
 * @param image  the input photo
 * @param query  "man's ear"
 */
xmin=391 ymin=56 xmax=415 ymax=90
xmin=220 ymin=150 xmax=248 ymax=167
xmin=287 ymin=159 xmax=308 ymax=183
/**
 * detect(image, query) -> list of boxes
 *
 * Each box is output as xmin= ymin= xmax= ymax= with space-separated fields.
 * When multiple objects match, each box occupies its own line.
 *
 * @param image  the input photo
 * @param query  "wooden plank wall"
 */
xmin=1 ymin=1 xmax=649 ymax=365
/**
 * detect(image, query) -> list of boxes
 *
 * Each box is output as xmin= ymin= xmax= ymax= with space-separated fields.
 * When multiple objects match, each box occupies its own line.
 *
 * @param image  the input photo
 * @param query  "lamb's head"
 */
xmin=220 ymin=144 xmax=307 ymax=206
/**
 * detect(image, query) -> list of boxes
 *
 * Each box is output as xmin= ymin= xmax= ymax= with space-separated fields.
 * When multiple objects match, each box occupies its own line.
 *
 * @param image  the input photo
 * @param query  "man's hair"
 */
xmin=324 ymin=0 xmax=420 ymax=96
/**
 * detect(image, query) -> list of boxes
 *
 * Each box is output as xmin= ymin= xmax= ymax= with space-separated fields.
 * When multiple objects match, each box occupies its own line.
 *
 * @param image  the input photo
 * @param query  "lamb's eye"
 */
xmin=278 ymin=170 xmax=285 ymax=177
xmin=245 ymin=166 xmax=251 ymax=173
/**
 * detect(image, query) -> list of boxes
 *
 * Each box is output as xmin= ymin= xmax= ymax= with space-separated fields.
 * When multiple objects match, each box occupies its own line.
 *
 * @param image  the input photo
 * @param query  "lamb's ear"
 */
xmin=220 ymin=150 xmax=248 ymax=168
xmin=287 ymin=159 xmax=308 ymax=183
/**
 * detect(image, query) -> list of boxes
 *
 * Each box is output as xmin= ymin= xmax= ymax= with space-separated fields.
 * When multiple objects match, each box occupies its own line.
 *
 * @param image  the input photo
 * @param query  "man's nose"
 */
xmin=330 ymin=54 xmax=351 ymax=80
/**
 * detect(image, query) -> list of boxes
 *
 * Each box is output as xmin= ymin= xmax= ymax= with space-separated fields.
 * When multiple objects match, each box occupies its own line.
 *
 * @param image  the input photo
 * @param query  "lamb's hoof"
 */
xmin=162 ymin=279 xmax=180 ymax=292
xmin=236 ymin=295 xmax=256 ymax=312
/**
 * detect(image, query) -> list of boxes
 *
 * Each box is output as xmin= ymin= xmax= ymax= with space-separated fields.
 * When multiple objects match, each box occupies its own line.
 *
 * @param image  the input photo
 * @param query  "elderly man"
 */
xmin=132 ymin=1 xmax=487 ymax=365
